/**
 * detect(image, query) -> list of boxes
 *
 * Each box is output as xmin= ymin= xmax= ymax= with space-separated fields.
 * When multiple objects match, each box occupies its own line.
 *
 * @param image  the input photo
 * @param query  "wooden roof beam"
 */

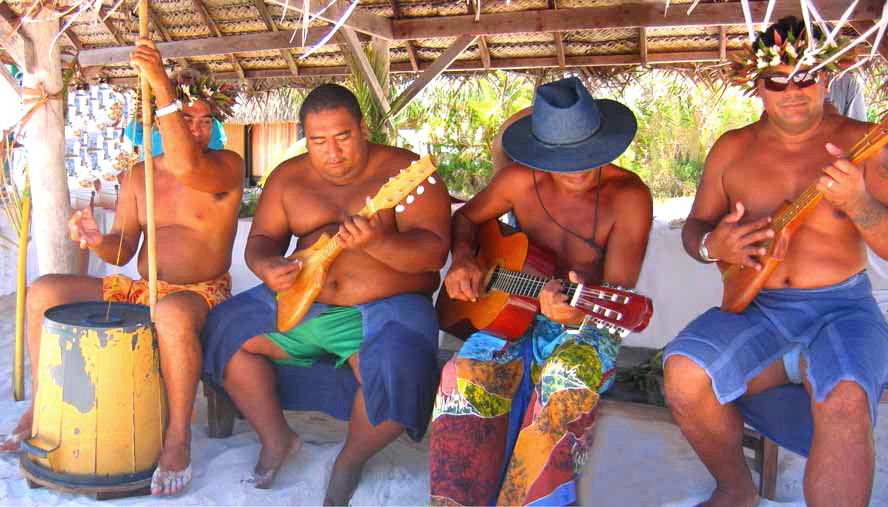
xmin=338 ymin=27 xmax=392 ymax=120
xmin=548 ymin=0 xmax=565 ymax=69
xmin=390 ymin=1 xmax=882 ymax=40
xmin=269 ymin=0 xmax=393 ymax=40
xmin=78 ymin=28 xmax=355 ymax=66
xmin=0 ymin=2 xmax=34 ymax=71
xmin=147 ymin=7 xmax=188 ymax=69
xmin=478 ymin=36 xmax=491 ymax=70
xmin=191 ymin=0 xmax=251 ymax=91
xmin=554 ymin=32 xmax=566 ymax=68
xmin=252 ymin=0 xmax=299 ymax=78
xmin=389 ymin=0 xmax=418 ymax=72
xmin=97 ymin=9 xmax=126 ymax=45
xmin=108 ymin=49 xmax=730 ymax=84
xmin=389 ymin=34 xmax=476 ymax=117
xmin=718 ymin=25 xmax=727 ymax=62
xmin=639 ymin=27 xmax=647 ymax=66
xmin=64 ymin=29 xmax=82 ymax=52
xmin=850 ymin=20 xmax=888 ymax=62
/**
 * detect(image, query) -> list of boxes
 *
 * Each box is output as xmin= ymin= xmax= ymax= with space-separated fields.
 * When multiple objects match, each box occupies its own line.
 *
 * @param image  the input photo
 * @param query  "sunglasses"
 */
xmin=761 ymin=72 xmax=821 ymax=92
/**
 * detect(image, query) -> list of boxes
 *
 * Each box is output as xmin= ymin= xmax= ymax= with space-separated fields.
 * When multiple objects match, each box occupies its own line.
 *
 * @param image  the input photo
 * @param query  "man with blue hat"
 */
xmin=429 ymin=76 xmax=653 ymax=506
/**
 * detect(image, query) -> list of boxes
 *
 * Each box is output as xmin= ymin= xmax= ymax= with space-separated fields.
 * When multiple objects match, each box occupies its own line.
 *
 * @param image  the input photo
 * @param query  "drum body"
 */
xmin=21 ymin=302 xmax=166 ymax=492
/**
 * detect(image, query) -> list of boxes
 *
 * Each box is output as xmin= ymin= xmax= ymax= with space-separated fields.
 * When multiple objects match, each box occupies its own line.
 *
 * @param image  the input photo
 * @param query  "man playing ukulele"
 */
xmin=664 ymin=17 xmax=888 ymax=507
xmin=429 ymin=77 xmax=652 ymax=506
xmin=201 ymin=84 xmax=451 ymax=504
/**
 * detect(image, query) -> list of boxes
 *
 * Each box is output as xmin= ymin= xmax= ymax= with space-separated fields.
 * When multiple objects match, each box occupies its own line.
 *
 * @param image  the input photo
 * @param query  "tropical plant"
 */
xmin=609 ymin=71 xmax=761 ymax=199
xmin=342 ymin=38 xmax=394 ymax=144
xmin=396 ymin=72 xmax=534 ymax=197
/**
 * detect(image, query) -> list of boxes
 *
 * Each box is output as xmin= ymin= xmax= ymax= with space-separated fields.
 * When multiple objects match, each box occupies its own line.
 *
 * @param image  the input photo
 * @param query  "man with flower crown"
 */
xmin=663 ymin=17 xmax=888 ymax=507
xmin=0 ymin=39 xmax=244 ymax=496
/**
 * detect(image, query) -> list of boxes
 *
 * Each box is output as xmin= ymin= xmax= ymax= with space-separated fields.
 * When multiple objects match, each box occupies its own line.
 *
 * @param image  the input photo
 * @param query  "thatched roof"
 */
xmin=1 ymin=0 xmax=884 ymax=93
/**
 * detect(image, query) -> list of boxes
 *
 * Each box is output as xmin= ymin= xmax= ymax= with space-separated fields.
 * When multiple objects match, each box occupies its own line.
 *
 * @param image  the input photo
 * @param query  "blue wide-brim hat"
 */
xmin=502 ymin=76 xmax=637 ymax=173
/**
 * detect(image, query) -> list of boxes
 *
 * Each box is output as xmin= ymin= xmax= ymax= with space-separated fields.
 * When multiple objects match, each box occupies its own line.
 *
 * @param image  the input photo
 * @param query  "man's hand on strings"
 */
xmin=818 ymin=142 xmax=867 ymax=211
xmin=338 ymin=208 xmax=386 ymax=251
xmin=704 ymin=201 xmax=773 ymax=270
xmin=129 ymin=39 xmax=174 ymax=100
xmin=255 ymin=256 xmax=302 ymax=293
xmin=444 ymin=254 xmax=484 ymax=302
xmin=68 ymin=208 xmax=102 ymax=249
xmin=539 ymin=271 xmax=586 ymax=326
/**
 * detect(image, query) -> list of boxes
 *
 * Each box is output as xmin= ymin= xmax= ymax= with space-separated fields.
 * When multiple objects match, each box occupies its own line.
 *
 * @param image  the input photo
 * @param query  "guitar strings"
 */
xmin=491 ymin=268 xmax=628 ymax=303
xmin=769 ymin=125 xmax=882 ymax=231
xmin=488 ymin=268 xmax=635 ymax=332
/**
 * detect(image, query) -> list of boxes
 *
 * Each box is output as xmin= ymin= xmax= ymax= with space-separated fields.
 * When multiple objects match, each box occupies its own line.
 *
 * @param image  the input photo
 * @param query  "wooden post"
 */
xmin=139 ymin=0 xmax=158 ymax=315
xmin=20 ymin=10 xmax=76 ymax=275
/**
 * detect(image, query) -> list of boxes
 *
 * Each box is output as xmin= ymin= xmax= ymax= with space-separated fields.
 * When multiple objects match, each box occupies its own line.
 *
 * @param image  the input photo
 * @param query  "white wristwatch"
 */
xmin=699 ymin=231 xmax=718 ymax=263
xmin=155 ymin=99 xmax=182 ymax=118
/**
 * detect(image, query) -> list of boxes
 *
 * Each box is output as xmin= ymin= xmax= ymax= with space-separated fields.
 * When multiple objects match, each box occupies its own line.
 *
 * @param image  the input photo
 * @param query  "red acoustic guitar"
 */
xmin=436 ymin=219 xmax=653 ymax=340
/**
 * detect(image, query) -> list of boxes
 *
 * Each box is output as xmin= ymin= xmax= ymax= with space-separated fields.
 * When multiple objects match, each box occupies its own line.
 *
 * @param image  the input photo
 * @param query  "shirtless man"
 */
xmin=663 ymin=17 xmax=888 ymax=507
xmin=429 ymin=77 xmax=652 ymax=506
xmin=208 ymin=83 xmax=450 ymax=504
xmin=1 ymin=39 xmax=243 ymax=496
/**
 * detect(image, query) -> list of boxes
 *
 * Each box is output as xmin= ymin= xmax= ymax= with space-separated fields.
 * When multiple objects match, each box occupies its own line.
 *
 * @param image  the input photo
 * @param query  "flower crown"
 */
xmin=729 ymin=17 xmax=857 ymax=91
xmin=164 ymin=69 xmax=238 ymax=120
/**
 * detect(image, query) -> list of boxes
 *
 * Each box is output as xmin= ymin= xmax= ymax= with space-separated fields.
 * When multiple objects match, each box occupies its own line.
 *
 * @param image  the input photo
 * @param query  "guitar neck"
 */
xmin=488 ymin=266 xmax=580 ymax=300
xmin=772 ymin=119 xmax=888 ymax=230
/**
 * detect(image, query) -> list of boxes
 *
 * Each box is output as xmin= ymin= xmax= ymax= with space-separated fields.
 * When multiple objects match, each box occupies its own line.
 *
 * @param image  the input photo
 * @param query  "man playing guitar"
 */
xmin=429 ymin=77 xmax=653 ymax=506
xmin=663 ymin=17 xmax=888 ymax=507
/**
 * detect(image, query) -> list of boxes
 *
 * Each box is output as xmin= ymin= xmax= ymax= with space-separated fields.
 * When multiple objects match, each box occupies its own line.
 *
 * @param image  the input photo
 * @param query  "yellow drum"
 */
xmin=21 ymin=302 xmax=166 ymax=494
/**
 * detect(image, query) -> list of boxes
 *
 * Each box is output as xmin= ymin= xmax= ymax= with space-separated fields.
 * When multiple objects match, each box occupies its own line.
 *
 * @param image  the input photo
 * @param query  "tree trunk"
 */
xmin=21 ymin=11 xmax=75 ymax=275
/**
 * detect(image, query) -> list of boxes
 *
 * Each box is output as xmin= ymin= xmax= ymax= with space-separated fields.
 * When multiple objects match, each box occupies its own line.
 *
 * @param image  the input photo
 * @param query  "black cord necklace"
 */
xmin=532 ymin=168 xmax=605 ymax=257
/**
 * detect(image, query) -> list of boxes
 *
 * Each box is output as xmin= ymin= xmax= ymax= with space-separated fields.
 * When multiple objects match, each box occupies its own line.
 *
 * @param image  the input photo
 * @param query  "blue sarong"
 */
xmin=202 ymin=284 xmax=440 ymax=441
xmin=664 ymin=271 xmax=888 ymax=456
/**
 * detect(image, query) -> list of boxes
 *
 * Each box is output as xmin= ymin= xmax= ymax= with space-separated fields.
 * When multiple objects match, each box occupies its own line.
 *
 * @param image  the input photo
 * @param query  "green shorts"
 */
xmin=265 ymin=306 xmax=363 ymax=367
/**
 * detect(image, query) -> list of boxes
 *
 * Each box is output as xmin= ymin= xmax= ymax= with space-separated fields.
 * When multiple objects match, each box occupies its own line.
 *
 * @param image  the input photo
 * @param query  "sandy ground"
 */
xmin=0 ymin=293 xmax=885 ymax=506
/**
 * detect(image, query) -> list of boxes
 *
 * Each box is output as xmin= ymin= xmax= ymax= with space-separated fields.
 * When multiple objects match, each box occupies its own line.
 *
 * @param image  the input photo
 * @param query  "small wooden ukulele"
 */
xmin=719 ymin=114 xmax=888 ymax=312
xmin=276 ymin=155 xmax=438 ymax=331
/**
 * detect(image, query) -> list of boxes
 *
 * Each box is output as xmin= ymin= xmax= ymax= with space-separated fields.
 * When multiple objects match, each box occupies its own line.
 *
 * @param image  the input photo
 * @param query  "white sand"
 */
xmin=0 ymin=292 xmax=885 ymax=506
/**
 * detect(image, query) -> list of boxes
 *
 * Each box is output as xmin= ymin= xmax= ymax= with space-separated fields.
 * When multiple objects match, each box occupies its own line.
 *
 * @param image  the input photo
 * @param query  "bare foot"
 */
xmin=696 ymin=486 xmax=758 ymax=507
xmin=324 ymin=458 xmax=365 ymax=506
xmin=244 ymin=431 xmax=301 ymax=489
xmin=1 ymin=406 xmax=33 ymax=452
xmin=151 ymin=432 xmax=192 ymax=495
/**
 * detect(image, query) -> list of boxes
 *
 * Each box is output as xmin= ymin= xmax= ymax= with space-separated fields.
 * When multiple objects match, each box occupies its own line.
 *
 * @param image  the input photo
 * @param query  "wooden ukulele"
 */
xmin=719 ymin=114 xmax=888 ymax=312
xmin=436 ymin=219 xmax=653 ymax=340
xmin=276 ymin=155 xmax=438 ymax=331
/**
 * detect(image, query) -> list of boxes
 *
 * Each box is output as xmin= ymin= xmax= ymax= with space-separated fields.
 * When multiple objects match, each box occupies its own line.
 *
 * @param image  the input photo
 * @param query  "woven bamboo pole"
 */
xmin=139 ymin=0 xmax=158 ymax=316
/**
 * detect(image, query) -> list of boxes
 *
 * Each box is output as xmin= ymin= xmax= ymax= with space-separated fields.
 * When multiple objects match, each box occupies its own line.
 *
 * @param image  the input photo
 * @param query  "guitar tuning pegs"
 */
xmin=406 ymin=195 xmax=415 ymax=204
xmin=416 ymin=185 xmax=425 ymax=195
xmin=607 ymin=326 xmax=616 ymax=334
xmin=427 ymin=175 xmax=436 ymax=184
xmin=395 ymin=205 xmax=405 ymax=213
xmin=596 ymin=322 xmax=605 ymax=329
xmin=619 ymin=329 xmax=630 ymax=338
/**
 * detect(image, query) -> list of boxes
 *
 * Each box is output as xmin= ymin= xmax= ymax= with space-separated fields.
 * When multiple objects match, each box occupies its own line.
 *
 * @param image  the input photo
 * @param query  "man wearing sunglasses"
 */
xmin=663 ymin=17 xmax=888 ymax=507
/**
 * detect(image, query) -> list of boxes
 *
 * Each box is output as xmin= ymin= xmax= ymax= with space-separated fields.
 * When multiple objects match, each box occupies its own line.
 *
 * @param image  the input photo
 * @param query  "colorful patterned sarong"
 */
xmin=429 ymin=316 xmax=619 ymax=506
xmin=102 ymin=272 xmax=232 ymax=309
